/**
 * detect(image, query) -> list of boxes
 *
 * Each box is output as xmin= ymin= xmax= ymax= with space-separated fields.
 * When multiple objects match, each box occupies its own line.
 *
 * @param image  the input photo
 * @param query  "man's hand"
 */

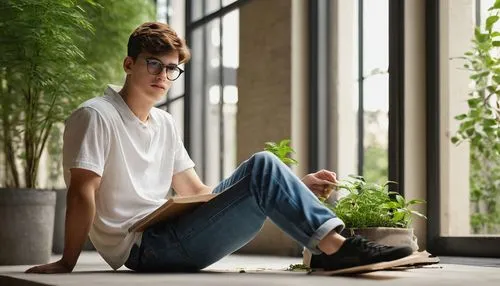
xmin=172 ymin=168 xmax=212 ymax=196
xmin=25 ymin=259 xmax=74 ymax=274
xmin=302 ymin=169 xmax=338 ymax=199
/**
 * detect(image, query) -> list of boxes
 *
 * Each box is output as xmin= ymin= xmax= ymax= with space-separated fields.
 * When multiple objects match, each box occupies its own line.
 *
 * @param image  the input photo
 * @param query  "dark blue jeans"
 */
xmin=125 ymin=151 xmax=344 ymax=272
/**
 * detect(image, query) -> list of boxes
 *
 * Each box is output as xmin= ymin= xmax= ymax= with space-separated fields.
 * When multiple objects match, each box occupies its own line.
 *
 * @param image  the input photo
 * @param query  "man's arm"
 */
xmin=26 ymin=168 xmax=100 ymax=274
xmin=171 ymin=168 xmax=212 ymax=196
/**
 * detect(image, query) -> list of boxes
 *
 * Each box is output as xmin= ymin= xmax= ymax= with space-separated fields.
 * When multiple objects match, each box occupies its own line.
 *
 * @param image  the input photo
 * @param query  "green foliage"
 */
xmin=325 ymin=176 xmax=426 ymax=228
xmin=451 ymin=0 xmax=500 ymax=234
xmin=264 ymin=139 xmax=298 ymax=166
xmin=363 ymin=143 xmax=388 ymax=186
xmin=75 ymin=0 xmax=154 ymax=97
xmin=0 ymin=0 xmax=155 ymax=188
xmin=287 ymin=264 xmax=310 ymax=272
xmin=0 ymin=0 xmax=95 ymax=188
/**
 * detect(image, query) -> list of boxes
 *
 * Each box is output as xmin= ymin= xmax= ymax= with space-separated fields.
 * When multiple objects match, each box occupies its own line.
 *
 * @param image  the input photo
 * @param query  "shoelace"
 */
xmin=350 ymin=236 xmax=391 ymax=254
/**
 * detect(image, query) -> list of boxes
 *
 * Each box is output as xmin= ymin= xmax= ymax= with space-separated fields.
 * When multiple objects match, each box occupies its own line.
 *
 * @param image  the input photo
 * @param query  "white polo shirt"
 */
xmin=62 ymin=85 xmax=195 ymax=270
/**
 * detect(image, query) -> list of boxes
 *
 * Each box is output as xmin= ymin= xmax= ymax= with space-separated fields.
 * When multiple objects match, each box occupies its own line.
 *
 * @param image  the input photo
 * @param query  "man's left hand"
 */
xmin=301 ymin=169 xmax=338 ymax=198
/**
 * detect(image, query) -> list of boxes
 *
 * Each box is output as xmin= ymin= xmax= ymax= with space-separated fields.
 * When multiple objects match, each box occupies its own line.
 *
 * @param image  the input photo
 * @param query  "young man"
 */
xmin=26 ymin=22 xmax=412 ymax=274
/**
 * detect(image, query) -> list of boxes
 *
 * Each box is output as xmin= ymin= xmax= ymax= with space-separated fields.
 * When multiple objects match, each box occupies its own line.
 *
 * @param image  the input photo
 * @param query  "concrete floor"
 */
xmin=1 ymin=251 xmax=499 ymax=286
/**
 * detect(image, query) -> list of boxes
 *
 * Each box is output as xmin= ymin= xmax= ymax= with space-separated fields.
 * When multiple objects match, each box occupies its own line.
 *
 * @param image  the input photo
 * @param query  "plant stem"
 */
xmin=1 ymin=70 xmax=20 ymax=188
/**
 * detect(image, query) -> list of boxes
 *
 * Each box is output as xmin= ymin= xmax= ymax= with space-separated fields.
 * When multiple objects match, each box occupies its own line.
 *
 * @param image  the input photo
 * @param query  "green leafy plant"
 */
xmin=264 ymin=139 xmax=298 ymax=166
xmin=0 ymin=0 xmax=155 ymax=189
xmin=0 ymin=0 xmax=95 ymax=188
xmin=325 ymin=175 xmax=426 ymax=228
xmin=287 ymin=263 xmax=310 ymax=272
xmin=451 ymin=0 xmax=500 ymax=234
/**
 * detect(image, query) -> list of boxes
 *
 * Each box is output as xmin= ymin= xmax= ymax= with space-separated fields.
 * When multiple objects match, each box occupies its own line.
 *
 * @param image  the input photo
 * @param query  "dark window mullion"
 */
xmin=319 ymin=0 xmax=331 ymax=171
xmin=426 ymin=0 xmax=441 ymax=251
xmin=388 ymin=0 xmax=405 ymax=195
xmin=166 ymin=0 xmax=171 ymax=24
xmin=308 ymin=0 xmax=318 ymax=173
xmin=308 ymin=0 xmax=331 ymax=173
xmin=476 ymin=0 xmax=481 ymax=27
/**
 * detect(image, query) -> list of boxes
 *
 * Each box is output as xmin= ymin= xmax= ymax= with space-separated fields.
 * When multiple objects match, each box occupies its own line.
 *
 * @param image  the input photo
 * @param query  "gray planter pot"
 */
xmin=0 ymin=188 xmax=56 ymax=265
xmin=341 ymin=227 xmax=419 ymax=251
xmin=52 ymin=188 xmax=94 ymax=254
xmin=52 ymin=188 xmax=67 ymax=254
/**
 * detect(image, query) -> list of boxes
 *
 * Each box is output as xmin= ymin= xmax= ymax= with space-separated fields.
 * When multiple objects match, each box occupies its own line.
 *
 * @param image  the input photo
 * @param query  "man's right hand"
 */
xmin=25 ymin=259 xmax=74 ymax=274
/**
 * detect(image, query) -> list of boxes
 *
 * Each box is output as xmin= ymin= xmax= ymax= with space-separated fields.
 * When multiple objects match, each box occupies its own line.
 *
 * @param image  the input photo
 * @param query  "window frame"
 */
xmin=425 ymin=0 xmax=500 ymax=257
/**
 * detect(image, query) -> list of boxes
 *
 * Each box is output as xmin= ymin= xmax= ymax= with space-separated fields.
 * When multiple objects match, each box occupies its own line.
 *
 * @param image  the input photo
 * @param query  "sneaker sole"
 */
xmin=309 ymin=251 xmax=439 ymax=276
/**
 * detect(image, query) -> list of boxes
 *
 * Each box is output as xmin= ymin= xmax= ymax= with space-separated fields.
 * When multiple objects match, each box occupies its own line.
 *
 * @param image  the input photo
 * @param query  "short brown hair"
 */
xmin=127 ymin=22 xmax=191 ymax=64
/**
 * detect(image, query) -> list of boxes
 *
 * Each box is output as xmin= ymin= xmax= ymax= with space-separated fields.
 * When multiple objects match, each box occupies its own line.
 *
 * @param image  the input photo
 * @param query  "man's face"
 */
xmin=123 ymin=51 xmax=180 ymax=104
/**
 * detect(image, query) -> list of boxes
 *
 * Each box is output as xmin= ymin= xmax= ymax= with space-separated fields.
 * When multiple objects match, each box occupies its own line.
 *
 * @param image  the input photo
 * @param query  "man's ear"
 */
xmin=123 ymin=56 xmax=135 ymax=75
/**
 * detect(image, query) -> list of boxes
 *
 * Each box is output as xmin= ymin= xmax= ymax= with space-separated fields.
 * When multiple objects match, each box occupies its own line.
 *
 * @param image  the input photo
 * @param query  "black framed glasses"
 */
xmin=145 ymin=58 xmax=184 ymax=81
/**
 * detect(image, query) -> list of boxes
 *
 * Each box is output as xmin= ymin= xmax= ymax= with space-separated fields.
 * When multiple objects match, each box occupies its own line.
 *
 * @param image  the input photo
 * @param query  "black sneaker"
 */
xmin=309 ymin=235 xmax=413 ymax=271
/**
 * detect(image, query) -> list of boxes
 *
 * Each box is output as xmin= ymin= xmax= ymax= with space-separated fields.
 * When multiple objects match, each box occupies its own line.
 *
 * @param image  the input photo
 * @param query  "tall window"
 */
xmin=186 ymin=1 xmax=243 ymax=186
xmin=310 ymin=0 xmax=403 ymax=192
xmin=439 ymin=0 xmax=499 ymax=237
xmin=427 ymin=0 xmax=500 ymax=256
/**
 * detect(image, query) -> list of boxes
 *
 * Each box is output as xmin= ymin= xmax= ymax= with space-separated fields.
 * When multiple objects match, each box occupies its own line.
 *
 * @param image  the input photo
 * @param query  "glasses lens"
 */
xmin=147 ymin=60 xmax=163 ymax=75
xmin=166 ymin=66 xmax=180 ymax=80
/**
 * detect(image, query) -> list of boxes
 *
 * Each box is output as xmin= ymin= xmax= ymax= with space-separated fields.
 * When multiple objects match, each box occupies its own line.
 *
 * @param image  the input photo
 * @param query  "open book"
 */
xmin=128 ymin=193 xmax=218 ymax=233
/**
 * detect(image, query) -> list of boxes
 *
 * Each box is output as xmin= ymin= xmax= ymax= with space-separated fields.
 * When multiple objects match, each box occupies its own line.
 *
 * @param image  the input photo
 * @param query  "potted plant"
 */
xmin=323 ymin=175 xmax=426 ymax=251
xmin=0 ymin=0 xmax=95 ymax=265
xmin=298 ymin=176 xmax=427 ymax=269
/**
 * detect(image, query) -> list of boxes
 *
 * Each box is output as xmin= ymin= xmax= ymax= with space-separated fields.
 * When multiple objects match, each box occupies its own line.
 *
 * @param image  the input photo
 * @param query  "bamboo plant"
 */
xmin=0 ymin=0 xmax=95 ymax=188
xmin=0 ymin=0 xmax=154 ymax=189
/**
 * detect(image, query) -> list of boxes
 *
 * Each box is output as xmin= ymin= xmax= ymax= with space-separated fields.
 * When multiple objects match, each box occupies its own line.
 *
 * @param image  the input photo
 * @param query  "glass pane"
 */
xmin=440 ymin=0 xmax=500 ymax=236
xmin=191 ymin=1 xmax=203 ymax=22
xmin=361 ymin=0 xmax=389 ymax=184
xmin=222 ymin=10 xmax=239 ymax=69
xmin=204 ymin=18 xmax=222 ymax=186
xmin=363 ymin=74 xmax=389 ymax=185
xmin=191 ymin=0 xmax=221 ymax=22
xmin=222 ymin=0 xmax=237 ymax=6
xmin=205 ymin=0 xmax=221 ymax=19
xmin=362 ymin=0 xmax=389 ymax=76
xmin=167 ymin=0 xmax=186 ymax=37
xmin=156 ymin=0 xmax=167 ymax=23
xmin=222 ymin=10 xmax=239 ymax=179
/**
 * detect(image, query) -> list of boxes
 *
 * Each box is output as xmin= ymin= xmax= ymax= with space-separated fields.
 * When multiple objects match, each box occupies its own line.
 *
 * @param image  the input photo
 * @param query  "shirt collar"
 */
xmin=104 ymin=85 xmax=158 ymax=128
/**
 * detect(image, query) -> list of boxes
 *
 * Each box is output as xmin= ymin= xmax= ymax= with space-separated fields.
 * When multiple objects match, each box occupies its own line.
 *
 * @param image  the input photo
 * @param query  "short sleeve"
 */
xmin=62 ymin=107 xmax=110 ymax=179
xmin=172 ymin=121 xmax=195 ymax=174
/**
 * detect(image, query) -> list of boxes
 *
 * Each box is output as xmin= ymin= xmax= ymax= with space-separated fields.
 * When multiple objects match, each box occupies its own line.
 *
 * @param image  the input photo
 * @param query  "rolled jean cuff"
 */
xmin=306 ymin=217 xmax=345 ymax=255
